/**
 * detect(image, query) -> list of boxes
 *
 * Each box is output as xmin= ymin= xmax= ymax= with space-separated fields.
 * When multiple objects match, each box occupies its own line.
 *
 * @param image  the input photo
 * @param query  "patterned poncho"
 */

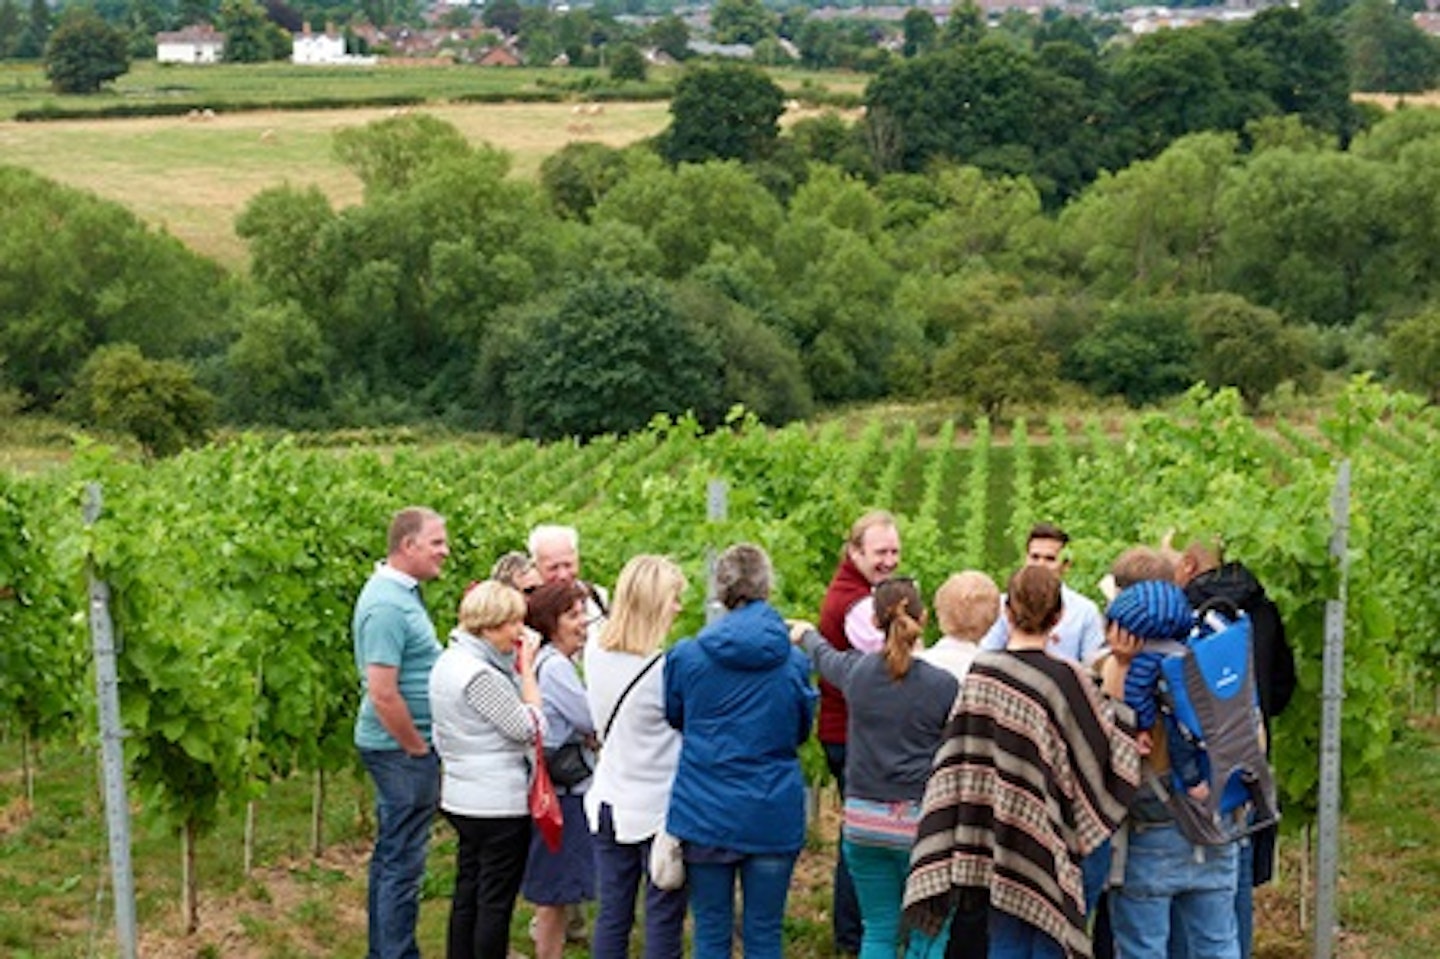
xmin=903 ymin=649 xmax=1140 ymax=959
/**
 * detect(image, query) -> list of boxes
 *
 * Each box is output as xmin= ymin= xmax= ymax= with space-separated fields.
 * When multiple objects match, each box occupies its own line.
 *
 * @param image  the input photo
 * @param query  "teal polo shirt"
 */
xmin=352 ymin=565 xmax=442 ymax=751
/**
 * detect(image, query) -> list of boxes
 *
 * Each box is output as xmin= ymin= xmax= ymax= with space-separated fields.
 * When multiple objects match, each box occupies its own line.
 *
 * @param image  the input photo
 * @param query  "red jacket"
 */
xmin=816 ymin=555 xmax=873 ymax=745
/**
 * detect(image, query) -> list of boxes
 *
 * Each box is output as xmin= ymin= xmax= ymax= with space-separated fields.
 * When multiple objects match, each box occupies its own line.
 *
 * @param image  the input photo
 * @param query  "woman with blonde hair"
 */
xmin=584 ymin=555 xmax=689 ymax=959
xmin=429 ymin=580 xmax=544 ymax=959
xmin=791 ymin=577 xmax=960 ymax=959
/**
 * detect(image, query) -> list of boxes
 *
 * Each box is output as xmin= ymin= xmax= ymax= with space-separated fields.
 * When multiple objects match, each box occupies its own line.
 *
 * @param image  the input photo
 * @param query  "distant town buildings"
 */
xmin=155 ymin=24 xmax=226 ymax=64
xmin=291 ymin=24 xmax=378 ymax=65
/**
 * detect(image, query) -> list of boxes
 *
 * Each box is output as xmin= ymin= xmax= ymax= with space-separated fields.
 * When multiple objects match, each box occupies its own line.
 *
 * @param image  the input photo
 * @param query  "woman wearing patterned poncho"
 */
xmin=902 ymin=565 xmax=1142 ymax=959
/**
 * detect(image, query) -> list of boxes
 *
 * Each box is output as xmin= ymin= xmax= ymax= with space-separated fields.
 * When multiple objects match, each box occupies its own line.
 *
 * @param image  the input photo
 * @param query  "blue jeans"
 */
xmin=1167 ymin=835 xmax=1253 ymax=959
xmin=825 ymin=743 xmax=864 ymax=952
xmin=1082 ymin=838 xmax=1112 ymax=916
xmin=1235 ymin=834 xmax=1254 ymax=959
xmin=1110 ymin=823 xmax=1239 ymax=959
xmin=591 ymin=803 xmax=688 ymax=959
xmin=687 ymin=852 xmax=797 ymax=959
xmin=843 ymin=839 xmax=909 ymax=959
xmin=360 ymin=748 xmax=440 ymax=959
xmin=988 ymin=909 xmax=1064 ymax=959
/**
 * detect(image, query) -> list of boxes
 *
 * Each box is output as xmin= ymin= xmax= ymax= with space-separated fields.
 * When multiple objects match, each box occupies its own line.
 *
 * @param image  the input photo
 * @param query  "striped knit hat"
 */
xmin=1106 ymin=580 xmax=1193 ymax=640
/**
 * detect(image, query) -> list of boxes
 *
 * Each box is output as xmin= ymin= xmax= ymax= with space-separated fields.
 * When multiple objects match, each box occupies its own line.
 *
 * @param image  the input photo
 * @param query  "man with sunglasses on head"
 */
xmin=816 ymin=510 xmax=902 ymax=957
xmin=980 ymin=521 xmax=1106 ymax=666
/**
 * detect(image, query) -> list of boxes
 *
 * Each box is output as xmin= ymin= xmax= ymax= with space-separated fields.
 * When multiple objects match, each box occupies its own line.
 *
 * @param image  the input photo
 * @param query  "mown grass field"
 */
xmin=0 ymin=98 xmax=673 ymax=265
xmin=0 ymin=61 xmax=862 ymax=267
xmin=3 ymin=715 xmax=1437 ymax=956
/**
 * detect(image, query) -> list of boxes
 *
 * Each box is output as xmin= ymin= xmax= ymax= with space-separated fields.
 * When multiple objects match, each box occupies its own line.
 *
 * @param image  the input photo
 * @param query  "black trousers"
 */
xmin=443 ymin=811 xmax=532 ymax=959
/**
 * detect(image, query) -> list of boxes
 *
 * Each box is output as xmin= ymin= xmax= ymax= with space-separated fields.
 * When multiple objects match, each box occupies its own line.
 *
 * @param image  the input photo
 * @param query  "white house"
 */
xmin=291 ymin=25 xmax=377 ymax=65
xmin=156 ymin=24 xmax=226 ymax=64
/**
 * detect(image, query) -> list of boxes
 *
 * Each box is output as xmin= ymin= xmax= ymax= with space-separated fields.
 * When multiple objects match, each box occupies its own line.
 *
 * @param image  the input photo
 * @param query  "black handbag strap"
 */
xmin=603 ymin=654 xmax=662 ymax=741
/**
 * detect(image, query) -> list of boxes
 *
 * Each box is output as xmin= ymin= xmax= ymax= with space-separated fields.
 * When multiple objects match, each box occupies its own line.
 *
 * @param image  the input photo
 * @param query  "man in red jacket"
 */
xmin=817 ymin=510 xmax=902 ymax=956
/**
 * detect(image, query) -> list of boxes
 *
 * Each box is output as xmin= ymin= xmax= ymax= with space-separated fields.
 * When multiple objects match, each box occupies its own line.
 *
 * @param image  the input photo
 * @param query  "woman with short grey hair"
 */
xmin=662 ymin=543 xmax=816 ymax=959
xmin=712 ymin=542 xmax=772 ymax=608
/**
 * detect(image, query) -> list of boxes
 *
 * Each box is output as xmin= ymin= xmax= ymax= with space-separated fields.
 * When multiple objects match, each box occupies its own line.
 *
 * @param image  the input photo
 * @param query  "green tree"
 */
xmin=539 ymin=141 xmax=642 ymax=222
xmin=125 ymin=0 xmax=166 ymax=58
xmin=483 ymin=0 xmax=521 ymax=34
xmin=901 ymin=7 xmax=937 ymax=57
xmin=1058 ymin=132 xmax=1240 ymax=296
xmin=1111 ymin=25 xmax=1275 ymax=159
xmin=1071 ymin=299 xmax=1198 ymax=406
xmin=0 ymin=167 xmax=229 ymax=410
xmin=646 ymin=13 xmax=689 ymax=60
xmin=218 ymin=0 xmax=284 ymax=61
xmin=1188 ymin=293 xmax=1315 ymax=410
xmin=222 ymin=302 xmax=331 ymax=424
xmin=44 ymin=11 xmax=130 ymax=93
xmin=1386 ymin=309 xmax=1440 ymax=402
xmin=1217 ymin=147 xmax=1398 ymax=325
xmin=176 ymin=0 xmax=213 ymax=28
xmin=15 ymin=0 xmax=50 ymax=58
xmin=234 ymin=183 xmax=337 ymax=310
xmin=66 ymin=344 xmax=216 ymax=457
xmin=930 ymin=313 xmax=1058 ymax=417
xmin=711 ymin=0 xmax=776 ymax=45
xmin=1239 ymin=6 xmax=1354 ymax=141
xmin=672 ymin=281 xmax=814 ymax=424
xmin=941 ymin=0 xmax=985 ymax=47
xmin=503 ymin=273 xmax=726 ymax=439
xmin=1344 ymin=0 xmax=1440 ymax=92
xmin=662 ymin=63 xmax=785 ymax=165
xmin=864 ymin=42 xmax=1054 ymax=181
xmin=332 ymin=112 xmax=477 ymax=200
xmin=594 ymin=159 xmax=784 ymax=279
xmin=609 ymin=41 xmax=646 ymax=81
xmin=262 ymin=133 xmax=559 ymax=422
xmin=0 ymin=0 xmax=22 ymax=59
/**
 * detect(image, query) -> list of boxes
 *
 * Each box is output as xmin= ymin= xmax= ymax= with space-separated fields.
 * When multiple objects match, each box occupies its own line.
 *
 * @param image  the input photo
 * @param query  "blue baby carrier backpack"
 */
xmin=1153 ymin=610 xmax=1279 ymax=846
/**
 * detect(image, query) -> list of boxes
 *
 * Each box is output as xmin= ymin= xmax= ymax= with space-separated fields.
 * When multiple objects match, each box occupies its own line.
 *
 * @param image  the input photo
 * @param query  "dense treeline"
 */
xmin=4 ymin=10 xmax=1440 ymax=444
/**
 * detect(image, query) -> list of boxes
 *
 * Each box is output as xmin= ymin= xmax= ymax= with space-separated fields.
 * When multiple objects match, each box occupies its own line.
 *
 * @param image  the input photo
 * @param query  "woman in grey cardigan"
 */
xmin=429 ymin=580 xmax=545 ymax=959
xmin=792 ymin=577 xmax=959 ymax=959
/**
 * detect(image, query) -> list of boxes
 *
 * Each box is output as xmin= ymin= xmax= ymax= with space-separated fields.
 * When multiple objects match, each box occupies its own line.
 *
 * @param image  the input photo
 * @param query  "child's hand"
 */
xmin=787 ymin=620 xmax=815 ymax=645
xmin=1107 ymin=624 xmax=1142 ymax=665
xmin=1135 ymin=729 xmax=1153 ymax=756
xmin=1186 ymin=781 xmax=1211 ymax=802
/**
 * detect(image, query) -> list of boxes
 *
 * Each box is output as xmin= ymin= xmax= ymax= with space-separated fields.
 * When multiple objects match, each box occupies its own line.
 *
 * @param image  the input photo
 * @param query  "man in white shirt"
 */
xmin=980 ymin=521 xmax=1105 ymax=665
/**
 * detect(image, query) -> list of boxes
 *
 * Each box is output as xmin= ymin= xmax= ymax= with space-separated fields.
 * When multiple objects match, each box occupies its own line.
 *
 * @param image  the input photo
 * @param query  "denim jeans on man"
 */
xmin=687 ymin=852 xmax=797 ymax=959
xmin=1167 ymin=833 xmax=1253 ymax=959
xmin=591 ymin=803 xmax=688 ymax=959
xmin=987 ymin=909 xmax=1065 ymax=959
xmin=361 ymin=748 xmax=440 ymax=959
xmin=824 ymin=742 xmax=864 ymax=953
xmin=1110 ymin=822 xmax=1240 ymax=959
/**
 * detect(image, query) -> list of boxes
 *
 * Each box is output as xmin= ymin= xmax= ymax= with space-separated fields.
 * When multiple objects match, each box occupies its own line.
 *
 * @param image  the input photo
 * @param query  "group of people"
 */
xmin=351 ymin=506 xmax=1294 ymax=959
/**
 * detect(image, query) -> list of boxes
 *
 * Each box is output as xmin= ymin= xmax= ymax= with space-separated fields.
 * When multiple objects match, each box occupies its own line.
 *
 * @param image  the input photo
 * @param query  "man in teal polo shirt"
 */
xmin=354 ymin=506 xmax=449 ymax=959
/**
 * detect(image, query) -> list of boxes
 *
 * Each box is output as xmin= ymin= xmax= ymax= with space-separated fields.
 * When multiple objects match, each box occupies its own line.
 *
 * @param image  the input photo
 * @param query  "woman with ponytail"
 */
xmin=791 ymin=577 xmax=960 ymax=959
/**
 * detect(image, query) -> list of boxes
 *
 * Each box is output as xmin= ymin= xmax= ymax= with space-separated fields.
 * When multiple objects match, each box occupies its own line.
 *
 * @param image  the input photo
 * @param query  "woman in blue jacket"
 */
xmin=664 ymin=543 xmax=816 ymax=959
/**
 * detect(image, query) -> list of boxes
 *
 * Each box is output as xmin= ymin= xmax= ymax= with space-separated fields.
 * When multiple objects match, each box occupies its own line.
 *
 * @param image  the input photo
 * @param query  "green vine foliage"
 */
xmin=3 ymin=385 xmax=1436 ymax=848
